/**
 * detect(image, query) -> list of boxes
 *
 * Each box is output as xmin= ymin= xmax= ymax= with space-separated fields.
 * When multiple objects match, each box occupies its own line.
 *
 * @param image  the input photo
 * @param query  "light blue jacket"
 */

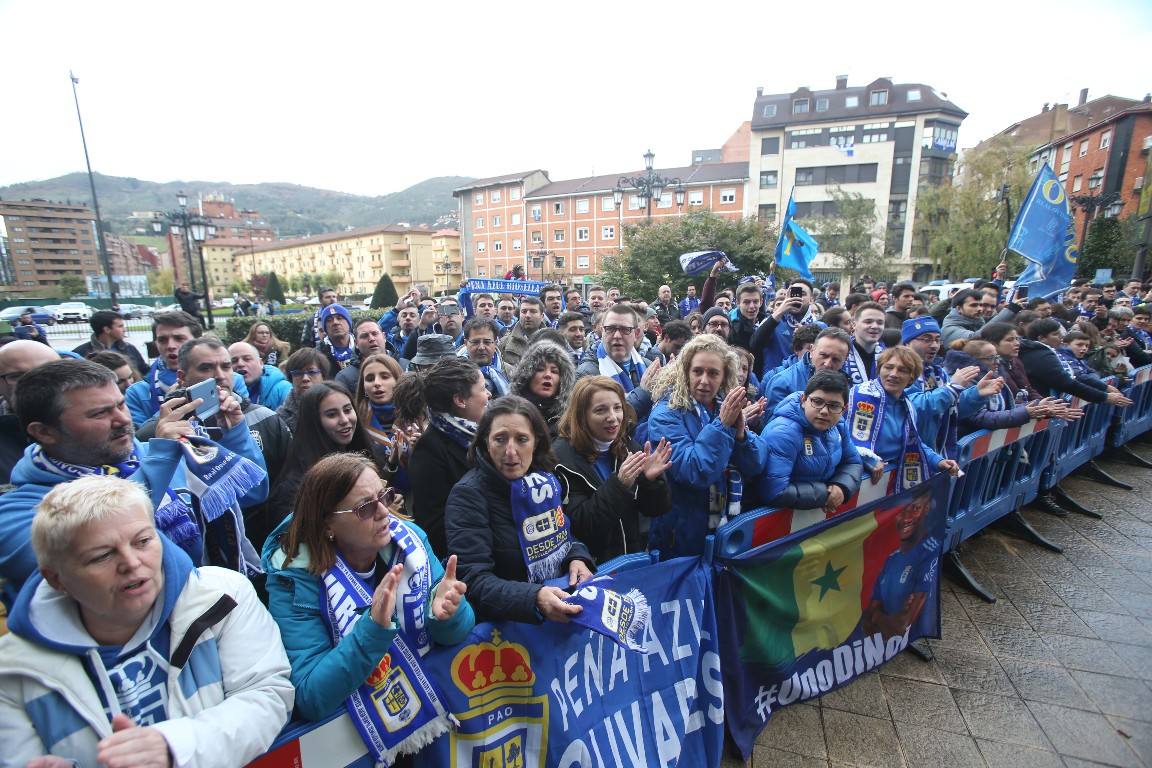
xmin=758 ymin=393 xmax=862 ymax=508
xmin=126 ymin=372 xmax=251 ymax=426
xmin=248 ymin=365 xmax=292 ymax=411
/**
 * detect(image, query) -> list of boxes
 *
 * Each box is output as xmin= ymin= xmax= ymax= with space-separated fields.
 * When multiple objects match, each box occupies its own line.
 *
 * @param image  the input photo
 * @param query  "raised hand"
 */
xmin=642 ymin=439 xmax=673 ymax=481
xmin=639 ymin=358 xmax=662 ymax=390
xmin=719 ymin=386 xmax=748 ymax=428
xmin=615 ymin=450 xmax=647 ymax=489
xmin=369 ymin=564 xmax=404 ymax=626
xmin=949 ymin=365 xmax=980 ymax=388
xmin=155 ymin=397 xmax=200 ymax=440
xmin=432 ymin=555 xmax=467 ymax=621
xmin=975 ymin=369 xmax=1004 ymax=397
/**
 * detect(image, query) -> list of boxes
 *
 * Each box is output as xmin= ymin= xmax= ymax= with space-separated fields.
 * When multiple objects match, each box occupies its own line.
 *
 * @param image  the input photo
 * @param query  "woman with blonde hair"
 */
xmin=645 ymin=334 xmax=767 ymax=558
xmin=553 ymin=376 xmax=672 ymax=561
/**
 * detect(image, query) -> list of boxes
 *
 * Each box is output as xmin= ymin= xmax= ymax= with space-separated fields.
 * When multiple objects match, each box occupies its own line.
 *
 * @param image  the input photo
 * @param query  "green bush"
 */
xmin=224 ymin=309 xmax=389 ymax=350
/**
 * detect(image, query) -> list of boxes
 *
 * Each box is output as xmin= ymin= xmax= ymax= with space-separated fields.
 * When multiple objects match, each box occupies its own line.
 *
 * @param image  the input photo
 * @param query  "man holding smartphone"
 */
xmin=747 ymin=278 xmax=819 ymax=377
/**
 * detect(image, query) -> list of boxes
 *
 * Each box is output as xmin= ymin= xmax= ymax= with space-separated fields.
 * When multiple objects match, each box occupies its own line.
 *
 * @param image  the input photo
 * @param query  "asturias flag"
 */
xmin=774 ymin=191 xmax=819 ymax=281
xmin=1010 ymin=163 xmax=1079 ymax=298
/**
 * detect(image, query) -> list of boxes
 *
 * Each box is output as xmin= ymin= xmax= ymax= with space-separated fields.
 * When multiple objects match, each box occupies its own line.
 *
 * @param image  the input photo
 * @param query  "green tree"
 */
xmin=266 ymin=272 xmax=286 ymax=304
xmin=1078 ymin=215 xmax=1139 ymax=279
xmin=369 ymin=273 xmax=399 ymax=309
xmin=322 ymin=270 xmax=344 ymax=291
xmin=913 ymin=137 xmax=1032 ymax=280
xmin=600 ymin=211 xmax=778 ymax=299
xmin=809 ymin=187 xmax=886 ymax=283
xmin=147 ymin=268 xmax=175 ymax=297
xmin=57 ymin=274 xmax=87 ymax=298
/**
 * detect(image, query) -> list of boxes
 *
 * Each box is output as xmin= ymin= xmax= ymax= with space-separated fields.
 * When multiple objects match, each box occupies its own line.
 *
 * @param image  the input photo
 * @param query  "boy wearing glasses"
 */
xmin=758 ymin=370 xmax=862 ymax=514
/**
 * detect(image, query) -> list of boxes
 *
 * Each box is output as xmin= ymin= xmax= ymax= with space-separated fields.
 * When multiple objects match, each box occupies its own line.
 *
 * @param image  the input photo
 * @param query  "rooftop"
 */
xmin=750 ymin=76 xmax=967 ymax=130
xmin=453 ymin=171 xmax=547 ymax=195
xmin=524 ymin=162 xmax=749 ymax=199
xmin=247 ymin=223 xmax=436 ymax=254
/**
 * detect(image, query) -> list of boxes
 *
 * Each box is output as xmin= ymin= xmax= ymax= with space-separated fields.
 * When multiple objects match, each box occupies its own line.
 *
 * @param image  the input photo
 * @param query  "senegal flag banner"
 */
xmin=715 ymin=474 xmax=948 ymax=759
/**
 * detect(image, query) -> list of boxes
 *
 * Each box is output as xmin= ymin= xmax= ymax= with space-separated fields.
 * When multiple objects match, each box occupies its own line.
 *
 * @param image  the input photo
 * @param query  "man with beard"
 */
xmin=540 ymin=284 xmax=565 ymax=327
xmin=747 ymin=278 xmax=821 ymax=376
xmin=337 ymin=318 xmax=391 ymax=393
xmin=701 ymin=307 xmax=731 ymax=341
xmin=317 ymin=304 xmax=356 ymax=373
xmin=386 ymin=303 xmax=420 ymax=358
xmin=575 ymin=304 xmax=648 ymax=393
xmin=498 ymin=296 xmax=546 ymax=374
xmin=884 ymin=282 xmax=918 ymax=330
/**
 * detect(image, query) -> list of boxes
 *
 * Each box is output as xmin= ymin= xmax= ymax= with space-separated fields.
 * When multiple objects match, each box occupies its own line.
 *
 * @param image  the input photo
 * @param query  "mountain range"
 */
xmin=0 ymin=172 xmax=472 ymax=238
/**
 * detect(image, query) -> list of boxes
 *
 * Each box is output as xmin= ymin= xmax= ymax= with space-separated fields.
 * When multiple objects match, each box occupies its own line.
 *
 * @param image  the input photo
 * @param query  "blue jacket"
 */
xmin=646 ymin=397 xmax=768 ymax=558
xmin=247 ymin=365 xmax=292 ymax=411
xmin=856 ymin=389 xmax=946 ymax=471
xmin=678 ymin=296 xmax=700 ymax=317
xmin=126 ymin=372 xmax=251 ymax=426
xmin=262 ymin=515 xmax=474 ymax=721
xmin=758 ymin=393 xmax=862 ymax=508
xmin=906 ymin=365 xmax=987 ymax=456
xmin=762 ymin=353 xmax=815 ymax=412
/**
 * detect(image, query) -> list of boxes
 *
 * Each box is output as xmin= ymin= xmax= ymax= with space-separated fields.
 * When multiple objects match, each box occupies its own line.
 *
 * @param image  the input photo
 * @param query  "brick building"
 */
xmin=165 ymin=195 xmax=274 ymax=287
xmin=0 ymin=198 xmax=101 ymax=293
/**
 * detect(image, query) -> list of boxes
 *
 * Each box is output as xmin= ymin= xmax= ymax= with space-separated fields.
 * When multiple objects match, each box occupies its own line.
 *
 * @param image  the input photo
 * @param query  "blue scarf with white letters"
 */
xmin=562 ymin=575 xmax=651 ymax=652
xmin=510 ymin=471 xmax=572 ymax=583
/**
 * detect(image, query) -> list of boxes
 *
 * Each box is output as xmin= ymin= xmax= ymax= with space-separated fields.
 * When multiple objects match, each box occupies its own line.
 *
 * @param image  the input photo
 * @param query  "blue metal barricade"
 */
xmin=1042 ymin=393 xmax=1115 ymax=489
xmin=1111 ymin=365 xmax=1152 ymax=446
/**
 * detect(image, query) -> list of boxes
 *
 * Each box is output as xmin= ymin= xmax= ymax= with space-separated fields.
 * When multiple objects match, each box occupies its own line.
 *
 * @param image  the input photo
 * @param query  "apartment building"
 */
xmin=748 ymin=76 xmax=967 ymax=281
xmin=239 ymin=225 xmax=461 ymax=296
xmin=165 ymin=196 xmax=275 ymax=286
xmin=0 ymin=198 xmax=101 ymax=292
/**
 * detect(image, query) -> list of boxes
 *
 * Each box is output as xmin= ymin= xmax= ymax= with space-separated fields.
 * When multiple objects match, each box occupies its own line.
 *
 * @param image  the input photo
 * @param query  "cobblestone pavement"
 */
xmin=727 ymin=445 xmax=1152 ymax=768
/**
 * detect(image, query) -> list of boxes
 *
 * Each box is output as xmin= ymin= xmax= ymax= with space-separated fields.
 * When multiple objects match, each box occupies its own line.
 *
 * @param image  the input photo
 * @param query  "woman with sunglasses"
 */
xmin=759 ymin=370 xmax=862 ymax=513
xmin=263 ymin=453 xmax=472 ymax=763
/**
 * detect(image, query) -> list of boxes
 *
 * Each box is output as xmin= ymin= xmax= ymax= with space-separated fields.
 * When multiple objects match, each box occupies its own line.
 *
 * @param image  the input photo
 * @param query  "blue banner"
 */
xmin=714 ymin=475 xmax=948 ymax=759
xmin=463 ymin=278 xmax=547 ymax=296
xmin=774 ymin=191 xmax=819 ymax=281
xmin=420 ymin=556 xmax=724 ymax=767
xmin=1010 ymin=164 xmax=1079 ymax=297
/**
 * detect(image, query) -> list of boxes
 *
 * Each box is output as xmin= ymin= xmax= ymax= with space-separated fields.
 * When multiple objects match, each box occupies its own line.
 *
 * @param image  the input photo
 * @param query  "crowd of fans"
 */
xmin=0 ymin=266 xmax=1146 ymax=766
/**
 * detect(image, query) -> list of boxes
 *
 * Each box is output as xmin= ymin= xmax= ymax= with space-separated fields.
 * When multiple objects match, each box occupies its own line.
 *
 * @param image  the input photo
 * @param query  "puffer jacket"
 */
xmin=762 ymin=353 xmax=814 ymax=412
xmin=757 ymin=392 xmax=861 ymax=508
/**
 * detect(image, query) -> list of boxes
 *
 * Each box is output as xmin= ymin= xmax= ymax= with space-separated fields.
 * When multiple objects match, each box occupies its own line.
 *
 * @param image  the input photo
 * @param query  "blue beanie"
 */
xmin=320 ymin=303 xmax=353 ymax=331
xmin=901 ymin=316 xmax=941 ymax=345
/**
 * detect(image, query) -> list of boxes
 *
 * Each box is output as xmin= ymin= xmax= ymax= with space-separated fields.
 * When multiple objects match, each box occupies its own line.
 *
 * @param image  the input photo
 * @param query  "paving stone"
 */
xmin=1105 ymin=588 xmax=1152 ymax=619
xmin=1026 ymin=701 xmax=1141 ymax=768
xmin=1077 ymin=610 xmax=1152 ymax=647
xmin=819 ymin=671 xmax=888 ymax=718
xmin=1039 ymin=633 xmax=1137 ymax=676
xmin=951 ymin=690 xmax=1051 ymax=750
xmin=928 ymin=616 xmax=991 ymax=655
xmin=874 ymin=650 xmax=946 ymax=685
xmin=999 ymin=659 xmax=1096 ymax=710
xmin=932 ymin=648 xmax=1015 ymax=696
xmin=754 ymin=703 xmax=827 ymax=760
xmin=750 ymin=746 xmax=829 ymax=768
xmin=879 ymin=677 xmax=966 ymax=734
xmin=1106 ymin=715 xmax=1152 ymax=767
xmin=1108 ymin=642 xmax=1152 ymax=681
xmin=1016 ymin=602 xmax=1100 ymax=637
xmin=957 ymin=595 xmax=1031 ymax=628
xmin=893 ymin=722 xmax=983 ymax=768
xmin=1068 ymin=670 xmax=1152 ymax=722
xmin=974 ymin=740 xmax=1063 ymax=768
xmin=821 ymin=709 xmax=903 ymax=768
xmin=973 ymin=621 xmax=1059 ymax=663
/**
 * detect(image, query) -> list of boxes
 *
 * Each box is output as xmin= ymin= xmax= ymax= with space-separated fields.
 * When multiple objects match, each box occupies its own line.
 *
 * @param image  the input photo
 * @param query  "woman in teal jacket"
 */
xmin=263 ymin=453 xmax=473 ymax=764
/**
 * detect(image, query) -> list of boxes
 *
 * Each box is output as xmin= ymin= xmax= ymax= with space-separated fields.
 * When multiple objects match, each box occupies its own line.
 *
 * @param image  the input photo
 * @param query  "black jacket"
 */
xmin=444 ymin=455 xmax=594 ymax=623
xmin=1018 ymin=338 xmax=1109 ymax=403
xmin=72 ymin=336 xmax=148 ymax=377
xmin=408 ymin=423 xmax=470 ymax=557
xmin=553 ymin=438 xmax=670 ymax=562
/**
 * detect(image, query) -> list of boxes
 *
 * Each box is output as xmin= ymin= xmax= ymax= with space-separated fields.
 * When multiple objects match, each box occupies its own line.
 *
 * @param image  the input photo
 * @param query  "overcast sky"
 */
xmin=1 ymin=0 xmax=1148 ymax=198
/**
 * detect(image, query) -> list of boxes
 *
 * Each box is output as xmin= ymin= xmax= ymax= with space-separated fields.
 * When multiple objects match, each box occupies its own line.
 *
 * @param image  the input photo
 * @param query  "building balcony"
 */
xmin=390 ymin=243 xmax=409 ymax=252
xmin=370 ymin=260 xmax=383 ymax=269
xmin=392 ymin=259 xmax=410 ymax=268
xmin=393 ymin=274 xmax=412 ymax=284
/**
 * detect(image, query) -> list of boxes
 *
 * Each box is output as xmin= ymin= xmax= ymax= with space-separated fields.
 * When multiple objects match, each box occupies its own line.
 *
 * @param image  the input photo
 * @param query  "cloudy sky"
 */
xmin=1 ymin=0 xmax=1148 ymax=197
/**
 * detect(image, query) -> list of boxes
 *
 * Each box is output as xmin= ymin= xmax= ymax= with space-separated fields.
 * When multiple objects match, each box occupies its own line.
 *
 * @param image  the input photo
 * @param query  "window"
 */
xmin=628 ymin=195 xmax=643 ymax=211
xmin=576 ymin=227 xmax=590 ymax=241
xmin=575 ymin=198 xmax=589 ymax=214
xmin=601 ymin=196 xmax=615 ymax=212
xmin=490 ymin=190 xmax=502 ymax=203
xmin=656 ymin=193 xmax=673 ymax=209
xmin=531 ymin=231 xmax=542 ymax=243
xmin=762 ymin=104 xmax=777 ymax=118
xmin=477 ymin=267 xmax=486 ymax=277
xmin=1088 ymin=169 xmax=1104 ymax=189
xmin=688 ymin=190 xmax=704 ymax=206
xmin=1072 ymin=175 xmax=1083 ymax=192
xmin=831 ymin=134 xmax=855 ymax=148
xmin=793 ymin=98 xmax=810 ymax=114
xmin=602 ymin=225 xmax=615 ymax=239
xmin=1100 ymin=130 xmax=1112 ymax=149
xmin=906 ymin=89 xmax=921 ymax=102
xmin=477 ymin=242 xmax=486 ymax=253
xmin=475 ymin=217 xmax=485 ymax=229
xmin=510 ymin=187 xmax=521 ymax=201
xmin=512 ymin=238 xmax=522 ymax=251
xmin=577 ymin=255 xmax=590 ymax=269
xmin=552 ymin=202 xmax=564 ymax=215
xmin=1062 ymin=142 xmax=1073 ymax=175
xmin=554 ymin=229 xmax=565 ymax=242
xmin=492 ymin=215 xmax=501 ymax=227
xmin=815 ymin=98 xmax=829 ymax=113
xmin=791 ymin=140 xmax=808 ymax=149
xmin=531 ymin=205 xmax=542 ymax=222
xmin=720 ymin=188 xmax=736 ymax=204
xmin=862 ymin=133 xmax=888 ymax=143
xmin=511 ymin=212 xmax=521 ymax=226
xmin=869 ymin=90 xmax=888 ymax=106
xmin=795 ymin=169 xmax=815 ymax=185
xmin=1079 ymin=140 xmax=1089 ymax=157
xmin=845 ymin=95 xmax=859 ymax=108
xmin=761 ymin=137 xmax=780 ymax=155
xmin=474 ymin=193 xmax=483 ymax=205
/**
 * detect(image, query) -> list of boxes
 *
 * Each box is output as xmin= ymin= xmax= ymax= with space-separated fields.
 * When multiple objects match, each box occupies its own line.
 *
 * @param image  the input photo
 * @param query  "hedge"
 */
xmin=223 ymin=309 xmax=391 ymax=351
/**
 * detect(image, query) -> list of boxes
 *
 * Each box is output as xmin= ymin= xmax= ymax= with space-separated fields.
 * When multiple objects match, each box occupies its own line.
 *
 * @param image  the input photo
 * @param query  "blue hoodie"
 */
xmin=247 ymin=364 xmax=292 ymax=411
xmin=758 ymin=392 xmax=862 ymax=508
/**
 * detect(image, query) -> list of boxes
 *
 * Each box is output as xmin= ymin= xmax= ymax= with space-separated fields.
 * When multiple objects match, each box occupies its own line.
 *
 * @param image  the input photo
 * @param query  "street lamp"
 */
xmin=154 ymin=191 xmax=215 ymax=328
xmin=1071 ymin=191 xmax=1122 ymax=251
xmin=613 ymin=149 xmax=685 ymax=221
xmin=530 ymin=248 xmax=552 ymax=282
xmin=69 ymin=72 xmax=118 ymax=303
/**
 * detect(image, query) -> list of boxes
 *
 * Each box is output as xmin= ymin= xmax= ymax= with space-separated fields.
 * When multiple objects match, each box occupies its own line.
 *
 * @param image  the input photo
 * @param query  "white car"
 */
xmin=54 ymin=302 xmax=94 ymax=322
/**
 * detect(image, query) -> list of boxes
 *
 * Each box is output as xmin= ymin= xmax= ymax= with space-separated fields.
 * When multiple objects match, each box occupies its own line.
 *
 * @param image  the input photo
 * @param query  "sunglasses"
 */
xmin=332 ymin=487 xmax=398 ymax=520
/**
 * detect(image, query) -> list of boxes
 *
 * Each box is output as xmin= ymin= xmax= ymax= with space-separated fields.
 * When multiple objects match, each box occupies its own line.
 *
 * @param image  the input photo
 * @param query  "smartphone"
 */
xmin=1016 ymin=285 xmax=1029 ymax=300
xmin=789 ymin=287 xmax=804 ymax=299
xmin=186 ymin=377 xmax=220 ymax=421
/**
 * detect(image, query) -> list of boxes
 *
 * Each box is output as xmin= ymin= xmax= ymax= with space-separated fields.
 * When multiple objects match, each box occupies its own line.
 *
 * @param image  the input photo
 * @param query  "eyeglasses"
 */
xmin=332 ymin=487 xmax=398 ymax=521
xmin=467 ymin=338 xmax=496 ymax=347
xmin=706 ymin=320 xmax=730 ymax=329
xmin=805 ymin=396 xmax=845 ymax=414
xmin=603 ymin=325 xmax=636 ymax=336
xmin=289 ymin=368 xmax=324 ymax=378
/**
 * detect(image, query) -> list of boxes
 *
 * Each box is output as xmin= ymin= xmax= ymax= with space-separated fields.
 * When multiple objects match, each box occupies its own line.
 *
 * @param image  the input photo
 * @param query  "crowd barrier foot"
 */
xmin=993 ymin=510 xmax=1064 ymax=553
xmin=1052 ymin=486 xmax=1105 ymax=519
xmin=1033 ymin=493 xmax=1071 ymax=517
xmin=1108 ymin=445 xmax=1152 ymax=470
xmin=907 ymin=638 xmax=933 ymax=662
xmin=945 ymin=550 xmax=997 ymax=603
xmin=1079 ymin=461 xmax=1135 ymax=491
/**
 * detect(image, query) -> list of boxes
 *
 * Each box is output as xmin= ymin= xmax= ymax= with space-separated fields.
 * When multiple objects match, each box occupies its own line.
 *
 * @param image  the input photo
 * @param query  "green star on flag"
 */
xmin=811 ymin=561 xmax=847 ymax=600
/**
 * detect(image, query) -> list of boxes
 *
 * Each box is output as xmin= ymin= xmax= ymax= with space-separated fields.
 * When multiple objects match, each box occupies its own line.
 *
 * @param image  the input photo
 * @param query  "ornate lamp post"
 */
xmin=1071 ymin=190 xmax=1122 ymax=251
xmin=612 ymin=149 xmax=685 ymax=221
xmin=153 ymin=191 xmax=216 ymax=328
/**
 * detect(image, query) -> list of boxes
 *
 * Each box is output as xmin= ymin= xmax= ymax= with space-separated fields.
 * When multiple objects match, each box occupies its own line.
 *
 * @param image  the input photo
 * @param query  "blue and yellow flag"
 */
xmin=1010 ymin=164 xmax=1079 ymax=297
xmin=774 ymin=191 xmax=819 ymax=280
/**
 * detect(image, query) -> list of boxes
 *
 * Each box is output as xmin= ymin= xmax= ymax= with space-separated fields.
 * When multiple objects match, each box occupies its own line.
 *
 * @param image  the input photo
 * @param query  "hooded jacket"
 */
xmin=0 ymin=539 xmax=293 ymax=768
xmin=126 ymin=373 xmax=251 ymax=427
xmin=763 ymin=352 xmax=816 ymax=412
xmin=757 ymin=392 xmax=862 ymax=508
xmin=509 ymin=341 xmax=576 ymax=435
xmin=247 ymin=364 xmax=293 ymax=411
xmin=939 ymin=309 xmax=985 ymax=348
xmin=261 ymin=516 xmax=473 ymax=722
xmin=496 ymin=322 xmax=533 ymax=376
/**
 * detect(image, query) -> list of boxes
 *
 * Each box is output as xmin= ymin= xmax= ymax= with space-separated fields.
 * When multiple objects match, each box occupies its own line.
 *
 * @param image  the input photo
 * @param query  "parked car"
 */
xmin=118 ymin=303 xmax=156 ymax=319
xmin=0 ymin=306 xmax=57 ymax=326
xmin=54 ymin=302 xmax=95 ymax=322
xmin=304 ymin=296 xmax=321 ymax=305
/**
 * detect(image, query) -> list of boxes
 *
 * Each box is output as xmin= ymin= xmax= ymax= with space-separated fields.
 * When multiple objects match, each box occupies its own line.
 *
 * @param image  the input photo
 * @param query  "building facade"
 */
xmin=239 ymin=225 xmax=461 ymax=296
xmin=747 ymin=76 xmax=967 ymax=281
xmin=164 ymin=196 xmax=275 ymax=288
xmin=0 ymin=198 xmax=101 ymax=293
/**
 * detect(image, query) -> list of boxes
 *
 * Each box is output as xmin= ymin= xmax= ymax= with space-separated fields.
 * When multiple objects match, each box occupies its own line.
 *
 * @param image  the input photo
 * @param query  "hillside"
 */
xmin=0 ymin=173 xmax=472 ymax=237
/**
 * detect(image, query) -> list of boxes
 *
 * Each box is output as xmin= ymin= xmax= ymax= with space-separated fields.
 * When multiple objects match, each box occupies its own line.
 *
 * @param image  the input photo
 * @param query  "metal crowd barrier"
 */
xmin=1110 ymin=365 xmax=1152 ymax=450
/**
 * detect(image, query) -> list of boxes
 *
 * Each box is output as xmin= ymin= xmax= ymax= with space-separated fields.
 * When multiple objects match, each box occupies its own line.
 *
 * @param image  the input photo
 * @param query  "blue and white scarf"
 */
xmin=847 ymin=379 xmax=929 ymax=493
xmin=917 ymin=364 xmax=960 ymax=460
xmin=429 ymin=411 xmax=477 ymax=450
xmin=511 ymin=472 xmax=572 ymax=583
xmin=460 ymin=346 xmax=510 ymax=396
xmin=321 ymin=519 xmax=453 ymax=765
xmin=595 ymin=342 xmax=647 ymax=394
xmin=29 ymin=445 xmax=200 ymax=559
xmin=563 ymin=576 xmax=651 ymax=652
xmin=693 ymin=400 xmax=744 ymax=530
xmin=322 ymin=338 xmax=354 ymax=369
xmin=844 ymin=341 xmax=885 ymax=385
xmin=1056 ymin=348 xmax=1097 ymax=380
xmin=146 ymin=358 xmax=180 ymax=412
